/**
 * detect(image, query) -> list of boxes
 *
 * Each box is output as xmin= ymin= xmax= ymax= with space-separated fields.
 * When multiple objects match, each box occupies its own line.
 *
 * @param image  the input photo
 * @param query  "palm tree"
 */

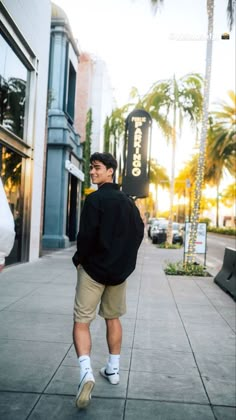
xmin=142 ymin=73 xmax=203 ymax=243
xmin=149 ymin=159 xmax=169 ymax=215
xmin=103 ymin=106 xmax=127 ymax=156
xmin=149 ymin=159 xmax=169 ymax=186
xmin=204 ymin=91 xmax=236 ymax=225
xmin=104 ymin=90 xmax=173 ymax=184
xmin=103 ymin=105 xmax=130 ymax=182
xmin=147 ymin=0 xmax=234 ymax=259
xmin=174 ymin=158 xmax=197 ymax=221
xmin=83 ymin=109 xmax=93 ymax=192
xmin=211 ymin=90 xmax=236 ymax=130
xmin=150 ymin=0 xmax=234 ymax=29
xmin=221 ymin=183 xmax=236 ymax=207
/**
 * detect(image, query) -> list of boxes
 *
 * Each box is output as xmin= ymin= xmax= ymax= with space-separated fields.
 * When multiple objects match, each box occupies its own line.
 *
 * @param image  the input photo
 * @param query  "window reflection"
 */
xmin=0 ymin=32 xmax=28 ymax=139
xmin=0 ymin=144 xmax=23 ymax=263
xmin=66 ymin=61 xmax=76 ymax=123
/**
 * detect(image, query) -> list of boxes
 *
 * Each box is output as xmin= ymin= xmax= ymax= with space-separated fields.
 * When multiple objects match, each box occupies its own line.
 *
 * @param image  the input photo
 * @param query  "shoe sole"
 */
xmin=100 ymin=369 xmax=119 ymax=385
xmin=75 ymin=380 xmax=95 ymax=409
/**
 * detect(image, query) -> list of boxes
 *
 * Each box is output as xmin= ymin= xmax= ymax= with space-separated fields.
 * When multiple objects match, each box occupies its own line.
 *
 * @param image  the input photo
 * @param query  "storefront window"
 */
xmin=0 ymin=144 xmax=23 ymax=263
xmin=66 ymin=61 xmax=76 ymax=123
xmin=0 ymin=32 xmax=28 ymax=139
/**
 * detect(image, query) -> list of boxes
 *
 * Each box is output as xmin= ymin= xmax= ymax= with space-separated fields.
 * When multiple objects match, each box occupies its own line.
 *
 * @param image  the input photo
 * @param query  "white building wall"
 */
xmin=90 ymin=59 xmax=115 ymax=154
xmin=2 ymin=0 xmax=51 ymax=260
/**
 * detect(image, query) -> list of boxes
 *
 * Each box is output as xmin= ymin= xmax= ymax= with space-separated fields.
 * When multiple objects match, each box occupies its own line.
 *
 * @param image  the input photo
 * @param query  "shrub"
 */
xmin=158 ymin=242 xmax=182 ymax=249
xmin=207 ymin=226 xmax=236 ymax=236
xmin=199 ymin=217 xmax=211 ymax=226
xmin=164 ymin=260 xmax=211 ymax=276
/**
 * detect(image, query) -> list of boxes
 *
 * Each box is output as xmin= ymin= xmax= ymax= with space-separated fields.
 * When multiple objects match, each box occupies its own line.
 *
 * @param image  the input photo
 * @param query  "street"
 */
xmin=196 ymin=233 xmax=236 ymax=276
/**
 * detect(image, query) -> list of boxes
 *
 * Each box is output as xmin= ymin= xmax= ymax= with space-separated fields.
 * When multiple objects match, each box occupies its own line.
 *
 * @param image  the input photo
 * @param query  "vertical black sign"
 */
xmin=122 ymin=109 xmax=152 ymax=198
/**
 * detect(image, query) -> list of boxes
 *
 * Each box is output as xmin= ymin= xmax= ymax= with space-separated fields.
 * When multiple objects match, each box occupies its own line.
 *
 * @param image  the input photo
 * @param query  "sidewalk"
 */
xmin=0 ymin=238 xmax=235 ymax=419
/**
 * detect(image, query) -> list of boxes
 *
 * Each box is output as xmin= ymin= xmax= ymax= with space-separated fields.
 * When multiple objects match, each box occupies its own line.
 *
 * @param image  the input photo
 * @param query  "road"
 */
xmin=196 ymin=232 xmax=236 ymax=276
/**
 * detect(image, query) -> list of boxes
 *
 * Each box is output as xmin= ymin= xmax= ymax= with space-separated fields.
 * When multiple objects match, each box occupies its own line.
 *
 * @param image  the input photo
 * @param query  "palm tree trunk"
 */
xmin=167 ymin=96 xmax=177 ymax=244
xmin=186 ymin=0 xmax=214 ymax=263
xmin=155 ymin=184 xmax=158 ymax=216
xmin=216 ymin=182 xmax=220 ymax=227
xmin=188 ymin=187 xmax=192 ymax=221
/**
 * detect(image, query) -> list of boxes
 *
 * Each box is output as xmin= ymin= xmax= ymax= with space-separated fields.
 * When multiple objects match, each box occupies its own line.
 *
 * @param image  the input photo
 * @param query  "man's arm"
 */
xmin=72 ymin=196 xmax=100 ymax=267
xmin=133 ymin=205 xmax=144 ymax=247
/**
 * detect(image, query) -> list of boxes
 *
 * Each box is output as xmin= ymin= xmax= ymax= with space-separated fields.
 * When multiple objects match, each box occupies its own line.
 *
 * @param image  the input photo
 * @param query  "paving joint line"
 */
xmin=25 ymin=342 xmax=74 ymax=420
xmin=122 ymin=248 xmax=145 ymax=420
xmin=166 ymin=273 xmax=218 ymax=420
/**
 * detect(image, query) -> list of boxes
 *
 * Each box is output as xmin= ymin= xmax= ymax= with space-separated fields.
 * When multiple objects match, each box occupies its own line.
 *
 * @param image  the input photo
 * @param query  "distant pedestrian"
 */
xmin=72 ymin=152 xmax=144 ymax=408
xmin=0 ymin=178 xmax=15 ymax=272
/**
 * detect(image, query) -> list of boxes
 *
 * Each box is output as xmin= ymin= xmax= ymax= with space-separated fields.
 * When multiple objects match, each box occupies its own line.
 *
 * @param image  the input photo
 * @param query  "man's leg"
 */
xmin=99 ymin=282 xmax=126 ymax=385
xmin=73 ymin=322 xmax=91 ymax=357
xmin=99 ymin=318 xmax=122 ymax=384
xmin=73 ymin=268 xmax=104 ymax=407
xmin=105 ymin=318 xmax=122 ymax=354
xmin=73 ymin=321 xmax=95 ymax=408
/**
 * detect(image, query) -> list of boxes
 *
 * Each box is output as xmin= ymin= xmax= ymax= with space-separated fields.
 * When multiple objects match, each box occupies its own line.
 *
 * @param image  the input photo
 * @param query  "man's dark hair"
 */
xmin=90 ymin=152 xmax=117 ymax=176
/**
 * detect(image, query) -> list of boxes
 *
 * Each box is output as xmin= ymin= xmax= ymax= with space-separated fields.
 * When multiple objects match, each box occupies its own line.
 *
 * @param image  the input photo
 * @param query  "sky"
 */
xmin=53 ymin=0 xmax=235 ymax=175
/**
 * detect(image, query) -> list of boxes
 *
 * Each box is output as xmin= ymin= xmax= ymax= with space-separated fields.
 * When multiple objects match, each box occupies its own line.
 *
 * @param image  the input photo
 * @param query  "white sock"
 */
xmin=107 ymin=354 xmax=120 ymax=372
xmin=78 ymin=355 xmax=92 ymax=379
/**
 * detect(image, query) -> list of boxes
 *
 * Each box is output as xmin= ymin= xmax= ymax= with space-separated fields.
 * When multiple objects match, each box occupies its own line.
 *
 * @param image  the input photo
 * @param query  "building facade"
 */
xmin=75 ymin=53 xmax=115 ymax=152
xmin=0 ymin=0 xmax=51 ymax=264
xmin=42 ymin=4 xmax=84 ymax=249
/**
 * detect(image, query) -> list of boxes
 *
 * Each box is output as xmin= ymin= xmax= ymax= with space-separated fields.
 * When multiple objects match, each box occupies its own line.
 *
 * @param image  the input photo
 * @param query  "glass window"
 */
xmin=0 ymin=32 xmax=28 ymax=139
xmin=0 ymin=143 xmax=23 ymax=263
xmin=66 ymin=61 xmax=76 ymax=123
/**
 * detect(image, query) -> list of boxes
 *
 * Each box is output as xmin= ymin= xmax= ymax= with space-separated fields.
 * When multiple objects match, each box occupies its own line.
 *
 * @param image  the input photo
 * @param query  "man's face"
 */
xmin=89 ymin=160 xmax=113 ymax=186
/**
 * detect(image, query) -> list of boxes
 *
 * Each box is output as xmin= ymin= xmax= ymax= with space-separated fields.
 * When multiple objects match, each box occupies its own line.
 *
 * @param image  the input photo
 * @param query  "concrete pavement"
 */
xmin=0 ymin=238 xmax=235 ymax=419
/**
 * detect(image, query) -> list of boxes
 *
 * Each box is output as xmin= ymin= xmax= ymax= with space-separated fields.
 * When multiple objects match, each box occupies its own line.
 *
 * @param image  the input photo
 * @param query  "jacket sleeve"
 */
xmin=133 ymin=203 xmax=144 ymax=249
xmin=0 ymin=178 xmax=15 ymax=265
xmin=128 ymin=196 xmax=144 ymax=249
xmin=72 ymin=195 xmax=100 ymax=267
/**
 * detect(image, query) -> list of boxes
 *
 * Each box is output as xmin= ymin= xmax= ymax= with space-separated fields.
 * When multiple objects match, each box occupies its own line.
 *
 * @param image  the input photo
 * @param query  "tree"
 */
xmin=149 ymin=159 xmax=170 ymax=215
xmin=83 ymin=108 xmax=93 ymax=193
xmin=174 ymin=158 xmax=197 ymax=221
xmin=103 ymin=105 xmax=129 ymax=156
xmin=221 ymin=183 xmax=236 ymax=207
xmin=141 ymin=73 xmax=203 ymax=243
xmin=149 ymin=159 xmax=169 ymax=186
xmin=204 ymin=91 xmax=236 ymax=225
xmin=103 ymin=105 xmax=131 ymax=181
xmin=175 ymin=89 xmax=236 ymax=226
xmin=147 ymin=0 xmax=235 ymax=259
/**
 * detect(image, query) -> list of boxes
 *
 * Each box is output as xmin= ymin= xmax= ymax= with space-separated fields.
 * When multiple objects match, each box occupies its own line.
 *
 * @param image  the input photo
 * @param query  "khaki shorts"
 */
xmin=73 ymin=266 xmax=127 ymax=323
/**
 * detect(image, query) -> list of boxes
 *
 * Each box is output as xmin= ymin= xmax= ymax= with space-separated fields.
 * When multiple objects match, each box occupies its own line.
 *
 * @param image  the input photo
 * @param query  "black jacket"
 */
xmin=72 ymin=183 xmax=144 ymax=285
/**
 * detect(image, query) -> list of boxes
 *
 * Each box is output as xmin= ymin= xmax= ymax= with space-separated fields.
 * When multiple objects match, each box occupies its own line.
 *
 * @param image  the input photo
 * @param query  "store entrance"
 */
xmin=66 ymin=173 xmax=78 ymax=242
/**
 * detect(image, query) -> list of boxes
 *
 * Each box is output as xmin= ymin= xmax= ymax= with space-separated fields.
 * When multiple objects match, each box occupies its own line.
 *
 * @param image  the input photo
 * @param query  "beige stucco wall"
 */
xmin=75 ymin=52 xmax=94 ymax=143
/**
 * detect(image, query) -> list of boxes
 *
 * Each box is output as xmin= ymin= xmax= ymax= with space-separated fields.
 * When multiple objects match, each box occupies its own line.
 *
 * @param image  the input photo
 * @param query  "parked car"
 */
xmin=148 ymin=218 xmax=167 ymax=238
xmin=147 ymin=218 xmax=158 ymax=238
xmin=149 ymin=219 xmax=166 ymax=240
xmin=151 ymin=221 xmax=183 ymax=245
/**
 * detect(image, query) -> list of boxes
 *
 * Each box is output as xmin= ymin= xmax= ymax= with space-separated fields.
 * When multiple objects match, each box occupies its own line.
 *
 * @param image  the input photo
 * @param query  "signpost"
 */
xmin=184 ymin=222 xmax=207 ymax=265
xmin=122 ymin=109 xmax=152 ymax=198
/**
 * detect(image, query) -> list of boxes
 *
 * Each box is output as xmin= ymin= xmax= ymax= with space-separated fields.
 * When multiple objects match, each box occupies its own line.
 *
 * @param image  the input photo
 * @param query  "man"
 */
xmin=72 ymin=152 xmax=144 ymax=408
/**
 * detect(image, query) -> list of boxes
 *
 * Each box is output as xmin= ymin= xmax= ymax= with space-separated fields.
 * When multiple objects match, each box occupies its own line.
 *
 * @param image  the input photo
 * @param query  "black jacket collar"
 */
xmin=98 ymin=182 xmax=120 ymax=191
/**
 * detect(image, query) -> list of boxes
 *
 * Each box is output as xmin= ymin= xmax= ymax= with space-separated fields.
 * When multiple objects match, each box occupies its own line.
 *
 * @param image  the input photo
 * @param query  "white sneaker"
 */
xmin=75 ymin=371 xmax=95 ymax=409
xmin=100 ymin=367 xmax=119 ymax=385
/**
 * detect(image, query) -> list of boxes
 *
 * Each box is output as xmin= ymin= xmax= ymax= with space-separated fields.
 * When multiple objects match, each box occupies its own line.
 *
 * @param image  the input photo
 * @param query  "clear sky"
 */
xmin=53 ymin=0 xmax=235 ymax=174
xmin=53 ymin=0 xmax=235 ymax=105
